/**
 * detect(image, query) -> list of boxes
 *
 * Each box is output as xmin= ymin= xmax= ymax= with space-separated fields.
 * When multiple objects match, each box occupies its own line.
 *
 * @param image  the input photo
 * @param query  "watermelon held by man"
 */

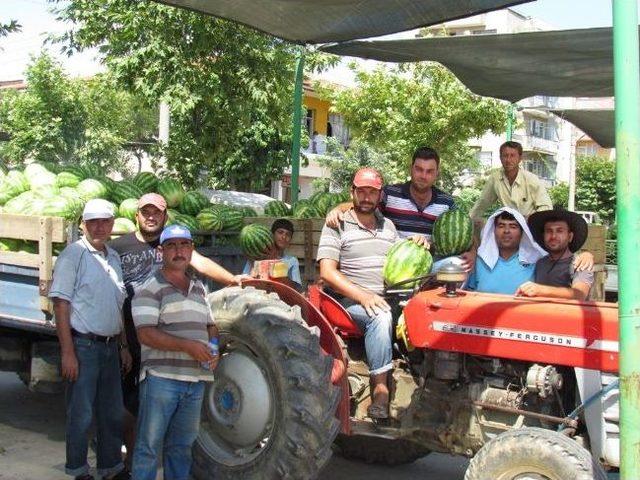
xmin=383 ymin=239 xmax=433 ymax=288
xmin=432 ymin=209 xmax=474 ymax=257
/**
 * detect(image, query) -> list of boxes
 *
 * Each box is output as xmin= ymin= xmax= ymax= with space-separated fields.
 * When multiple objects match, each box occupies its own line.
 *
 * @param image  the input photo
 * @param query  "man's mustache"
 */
xmin=172 ymin=256 xmax=186 ymax=262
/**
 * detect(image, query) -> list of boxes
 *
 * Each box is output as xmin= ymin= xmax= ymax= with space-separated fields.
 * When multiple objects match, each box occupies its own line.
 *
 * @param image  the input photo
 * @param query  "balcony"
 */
xmin=512 ymin=133 xmax=559 ymax=155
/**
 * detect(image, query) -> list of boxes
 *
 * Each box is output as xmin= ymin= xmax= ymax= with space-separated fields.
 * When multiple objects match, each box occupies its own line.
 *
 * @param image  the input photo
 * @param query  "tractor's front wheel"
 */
xmin=192 ymin=286 xmax=340 ymax=480
xmin=465 ymin=427 xmax=607 ymax=480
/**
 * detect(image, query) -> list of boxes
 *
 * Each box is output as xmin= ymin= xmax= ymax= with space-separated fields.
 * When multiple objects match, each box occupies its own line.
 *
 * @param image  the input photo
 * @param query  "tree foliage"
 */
xmin=575 ymin=155 xmax=616 ymax=223
xmin=549 ymin=182 xmax=569 ymax=208
xmin=321 ymin=63 xmax=507 ymax=191
xmin=52 ymin=0 xmax=337 ymax=190
xmin=0 ymin=20 xmax=21 ymax=39
xmin=0 ymin=53 xmax=155 ymax=172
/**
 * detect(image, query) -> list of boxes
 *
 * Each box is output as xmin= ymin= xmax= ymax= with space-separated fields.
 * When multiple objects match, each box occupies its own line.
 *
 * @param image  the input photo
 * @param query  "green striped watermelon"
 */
xmin=113 ymin=217 xmax=137 ymax=234
xmin=264 ymin=200 xmax=290 ymax=217
xmin=110 ymin=181 xmax=143 ymax=205
xmin=239 ymin=206 xmax=258 ymax=217
xmin=59 ymin=165 xmax=89 ymax=179
xmin=4 ymin=191 xmax=36 ymax=214
xmin=77 ymin=179 xmax=108 ymax=201
xmin=432 ymin=209 xmax=473 ymax=257
xmin=196 ymin=208 xmax=225 ymax=232
xmin=179 ymin=190 xmax=209 ymax=216
xmin=157 ymin=179 xmax=185 ymax=208
xmin=166 ymin=209 xmax=179 ymax=225
xmin=55 ymin=171 xmax=81 ymax=188
xmin=292 ymin=202 xmax=320 ymax=219
xmin=33 ymin=184 xmax=60 ymax=198
xmin=132 ymin=172 xmax=159 ymax=193
xmin=239 ymin=223 xmax=274 ymax=258
xmin=173 ymin=213 xmax=199 ymax=233
xmin=119 ymin=198 xmax=139 ymax=221
xmin=222 ymin=209 xmax=244 ymax=231
xmin=0 ymin=170 xmax=30 ymax=205
xmin=0 ymin=238 xmax=22 ymax=252
xmin=383 ymin=240 xmax=433 ymax=288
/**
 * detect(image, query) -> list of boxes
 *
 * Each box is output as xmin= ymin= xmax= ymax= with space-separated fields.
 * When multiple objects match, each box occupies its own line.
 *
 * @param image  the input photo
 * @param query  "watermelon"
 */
xmin=20 ymin=241 xmax=38 ymax=254
xmin=111 ymin=181 xmax=143 ymax=205
xmin=383 ymin=240 xmax=433 ymax=288
xmin=101 ymin=176 xmax=119 ymax=201
xmin=119 ymin=198 xmax=139 ymax=221
xmin=32 ymin=184 xmax=60 ymax=198
xmin=432 ymin=209 xmax=473 ymax=257
xmin=179 ymin=190 xmax=209 ymax=216
xmin=40 ymin=196 xmax=81 ymax=220
xmin=239 ymin=206 xmax=258 ymax=217
xmin=25 ymin=165 xmax=57 ymax=190
xmin=196 ymin=208 xmax=225 ymax=232
xmin=0 ymin=170 xmax=30 ymax=205
xmin=3 ymin=191 xmax=36 ymax=214
xmin=113 ymin=217 xmax=137 ymax=234
xmin=264 ymin=200 xmax=290 ymax=217
xmin=59 ymin=165 xmax=89 ymax=179
xmin=77 ymin=178 xmax=108 ymax=201
xmin=132 ymin=171 xmax=159 ymax=193
xmin=166 ymin=209 xmax=179 ymax=225
xmin=222 ymin=209 xmax=244 ymax=231
xmin=292 ymin=202 xmax=320 ymax=219
xmin=157 ymin=179 xmax=185 ymax=208
xmin=0 ymin=238 xmax=22 ymax=252
xmin=55 ymin=171 xmax=81 ymax=188
xmin=173 ymin=213 xmax=199 ymax=233
xmin=239 ymin=223 xmax=274 ymax=258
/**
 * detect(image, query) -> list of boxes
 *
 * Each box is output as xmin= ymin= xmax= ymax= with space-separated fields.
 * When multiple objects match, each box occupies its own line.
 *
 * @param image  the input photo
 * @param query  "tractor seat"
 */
xmin=308 ymin=285 xmax=362 ymax=338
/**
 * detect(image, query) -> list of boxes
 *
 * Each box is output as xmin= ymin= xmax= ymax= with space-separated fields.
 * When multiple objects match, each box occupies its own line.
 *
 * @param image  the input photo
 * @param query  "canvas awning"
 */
xmin=551 ymin=109 xmax=615 ymax=148
xmin=322 ymin=27 xmax=625 ymax=102
xmin=152 ymin=0 xmax=531 ymax=43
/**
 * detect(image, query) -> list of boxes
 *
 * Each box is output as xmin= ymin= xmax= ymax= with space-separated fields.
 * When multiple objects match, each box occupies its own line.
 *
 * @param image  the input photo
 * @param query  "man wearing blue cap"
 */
xmin=130 ymin=225 xmax=218 ymax=480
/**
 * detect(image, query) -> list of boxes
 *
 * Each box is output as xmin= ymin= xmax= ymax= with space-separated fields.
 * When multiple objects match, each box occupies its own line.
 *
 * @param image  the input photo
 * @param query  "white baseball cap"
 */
xmin=82 ymin=199 xmax=115 ymax=221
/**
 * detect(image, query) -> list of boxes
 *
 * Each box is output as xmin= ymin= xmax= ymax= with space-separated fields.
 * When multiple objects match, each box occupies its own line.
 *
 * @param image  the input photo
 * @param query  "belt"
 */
xmin=71 ymin=329 xmax=118 ymax=344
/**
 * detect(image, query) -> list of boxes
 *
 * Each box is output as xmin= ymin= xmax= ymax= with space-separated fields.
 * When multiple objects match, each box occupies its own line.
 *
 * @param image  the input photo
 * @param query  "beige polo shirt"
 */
xmin=470 ymin=167 xmax=552 ymax=221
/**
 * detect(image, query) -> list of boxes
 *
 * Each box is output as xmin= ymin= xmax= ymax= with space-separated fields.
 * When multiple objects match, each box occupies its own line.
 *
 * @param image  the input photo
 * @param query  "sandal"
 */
xmin=367 ymin=403 xmax=389 ymax=419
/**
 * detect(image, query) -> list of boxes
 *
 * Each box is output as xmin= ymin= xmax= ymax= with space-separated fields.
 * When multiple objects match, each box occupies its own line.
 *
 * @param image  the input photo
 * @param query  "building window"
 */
xmin=328 ymin=113 xmax=350 ymax=148
xmin=576 ymin=143 xmax=599 ymax=157
xmin=523 ymin=154 xmax=556 ymax=181
xmin=475 ymin=150 xmax=493 ymax=166
xmin=528 ymin=118 xmax=555 ymax=141
xmin=304 ymin=109 xmax=315 ymax=136
xmin=472 ymin=28 xmax=497 ymax=35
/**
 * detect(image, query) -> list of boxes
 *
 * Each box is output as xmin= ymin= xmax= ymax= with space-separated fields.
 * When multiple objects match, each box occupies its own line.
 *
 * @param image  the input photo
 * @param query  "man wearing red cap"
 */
xmin=326 ymin=146 xmax=475 ymax=270
xmin=109 ymin=192 xmax=243 ymax=468
xmin=318 ymin=168 xmax=427 ymax=419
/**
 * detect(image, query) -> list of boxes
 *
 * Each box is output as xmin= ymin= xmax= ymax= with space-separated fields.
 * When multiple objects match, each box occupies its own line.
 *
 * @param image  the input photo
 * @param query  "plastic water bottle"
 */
xmin=201 ymin=337 xmax=219 ymax=370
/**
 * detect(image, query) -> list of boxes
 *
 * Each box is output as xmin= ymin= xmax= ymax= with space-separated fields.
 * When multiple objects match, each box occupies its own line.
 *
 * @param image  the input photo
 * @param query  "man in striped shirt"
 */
xmin=327 ymin=146 xmax=475 ymax=270
xmin=131 ymin=225 xmax=218 ymax=480
xmin=318 ymin=168 xmax=427 ymax=419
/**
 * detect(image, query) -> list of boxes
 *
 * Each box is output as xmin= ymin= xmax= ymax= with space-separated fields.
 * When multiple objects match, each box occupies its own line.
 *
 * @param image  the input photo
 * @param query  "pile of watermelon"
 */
xmin=0 ymin=162 xmax=352 ymax=255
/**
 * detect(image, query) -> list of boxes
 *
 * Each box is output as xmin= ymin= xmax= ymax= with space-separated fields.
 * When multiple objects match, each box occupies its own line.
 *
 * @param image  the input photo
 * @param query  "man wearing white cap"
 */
xmin=49 ymin=199 xmax=131 ymax=480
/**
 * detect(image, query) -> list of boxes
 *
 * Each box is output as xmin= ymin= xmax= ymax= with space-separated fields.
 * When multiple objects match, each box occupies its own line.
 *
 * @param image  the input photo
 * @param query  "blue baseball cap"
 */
xmin=159 ymin=225 xmax=192 ymax=245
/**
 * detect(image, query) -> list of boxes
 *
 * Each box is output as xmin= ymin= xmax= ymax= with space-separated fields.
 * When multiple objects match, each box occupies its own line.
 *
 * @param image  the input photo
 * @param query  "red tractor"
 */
xmin=191 ymin=264 xmax=617 ymax=480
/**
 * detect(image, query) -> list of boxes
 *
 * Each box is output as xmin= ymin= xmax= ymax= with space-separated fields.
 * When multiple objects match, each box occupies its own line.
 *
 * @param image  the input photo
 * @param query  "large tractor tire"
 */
xmin=334 ymin=434 xmax=431 ymax=465
xmin=192 ymin=286 xmax=341 ymax=480
xmin=465 ymin=427 xmax=607 ymax=480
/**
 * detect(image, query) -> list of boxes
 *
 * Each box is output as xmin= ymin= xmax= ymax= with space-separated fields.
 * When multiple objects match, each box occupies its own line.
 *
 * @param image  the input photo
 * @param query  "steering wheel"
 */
xmin=384 ymin=272 xmax=438 ymax=295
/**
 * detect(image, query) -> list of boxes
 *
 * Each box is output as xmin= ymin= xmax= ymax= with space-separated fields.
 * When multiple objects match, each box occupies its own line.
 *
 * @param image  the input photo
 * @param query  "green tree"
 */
xmin=52 ymin=0 xmax=337 ymax=190
xmin=575 ymin=155 xmax=616 ymax=224
xmin=0 ymin=53 xmax=155 ymax=172
xmin=321 ymin=63 xmax=507 ymax=191
xmin=549 ymin=182 xmax=569 ymax=208
xmin=0 ymin=20 xmax=21 ymax=39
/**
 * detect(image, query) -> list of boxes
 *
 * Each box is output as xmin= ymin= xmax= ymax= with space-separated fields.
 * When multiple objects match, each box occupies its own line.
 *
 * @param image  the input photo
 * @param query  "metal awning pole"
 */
xmin=613 ymin=0 xmax=640 ymax=477
xmin=289 ymin=48 xmax=305 ymax=204
xmin=506 ymin=103 xmax=514 ymax=140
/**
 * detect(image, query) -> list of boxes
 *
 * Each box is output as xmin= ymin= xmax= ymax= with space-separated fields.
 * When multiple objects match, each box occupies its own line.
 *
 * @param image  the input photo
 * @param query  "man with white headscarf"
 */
xmin=466 ymin=207 xmax=547 ymax=295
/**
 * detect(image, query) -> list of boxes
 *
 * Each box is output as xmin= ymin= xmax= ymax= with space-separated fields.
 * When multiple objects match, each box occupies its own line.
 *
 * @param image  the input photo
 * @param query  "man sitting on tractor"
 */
xmin=466 ymin=207 xmax=546 ymax=295
xmin=317 ymin=167 xmax=426 ymax=419
xmin=325 ymin=146 xmax=476 ymax=271
xmin=515 ymin=208 xmax=594 ymax=301
xmin=243 ymin=218 xmax=302 ymax=291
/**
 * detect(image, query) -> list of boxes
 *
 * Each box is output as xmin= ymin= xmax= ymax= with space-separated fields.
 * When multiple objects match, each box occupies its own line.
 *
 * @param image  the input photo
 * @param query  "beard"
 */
xmin=354 ymin=202 xmax=376 ymax=214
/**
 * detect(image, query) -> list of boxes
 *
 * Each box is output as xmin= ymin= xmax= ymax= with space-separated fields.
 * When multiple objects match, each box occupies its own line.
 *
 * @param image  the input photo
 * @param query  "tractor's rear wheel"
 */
xmin=334 ymin=434 xmax=431 ymax=465
xmin=192 ymin=286 xmax=340 ymax=480
xmin=464 ymin=427 xmax=607 ymax=480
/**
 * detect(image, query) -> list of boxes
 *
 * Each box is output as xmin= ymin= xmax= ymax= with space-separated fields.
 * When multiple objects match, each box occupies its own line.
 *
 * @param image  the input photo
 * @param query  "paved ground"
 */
xmin=0 ymin=371 xmax=468 ymax=480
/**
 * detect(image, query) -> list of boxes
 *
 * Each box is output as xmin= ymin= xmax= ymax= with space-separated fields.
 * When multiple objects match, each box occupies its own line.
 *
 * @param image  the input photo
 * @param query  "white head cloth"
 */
xmin=477 ymin=206 xmax=547 ymax=270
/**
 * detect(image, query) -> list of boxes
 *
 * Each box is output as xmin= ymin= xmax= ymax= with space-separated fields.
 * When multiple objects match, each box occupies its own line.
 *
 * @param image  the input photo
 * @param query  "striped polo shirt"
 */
xmin=381 ymin=182 xmax=456 ymax=239
xmin=132 ymin=270 xmax=215 ymax=383
xmin=317 ymin=209 xmax=398 ymax=295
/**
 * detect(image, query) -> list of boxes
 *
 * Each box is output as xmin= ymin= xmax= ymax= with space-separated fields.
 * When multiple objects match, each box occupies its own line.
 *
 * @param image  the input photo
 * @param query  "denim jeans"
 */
xmin=344 ymin=303 xmax=393 ymax=375
xmin=65 ymin=337 xmax=124 ymax=477
xmin=132 ymin=374 xmax=206 ymax=480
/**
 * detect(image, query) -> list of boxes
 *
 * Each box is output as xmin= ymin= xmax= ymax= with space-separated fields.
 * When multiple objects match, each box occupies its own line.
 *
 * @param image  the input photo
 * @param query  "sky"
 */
xmin=0 ymin=0 xmax=633 ymax=82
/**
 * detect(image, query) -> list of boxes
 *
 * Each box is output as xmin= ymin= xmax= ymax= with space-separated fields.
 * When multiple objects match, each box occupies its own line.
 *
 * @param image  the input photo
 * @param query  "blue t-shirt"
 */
xmin=243 ymin=254 xmax=302 ymax=287
xmin=466 ymin=253 xmax=534 ymax=295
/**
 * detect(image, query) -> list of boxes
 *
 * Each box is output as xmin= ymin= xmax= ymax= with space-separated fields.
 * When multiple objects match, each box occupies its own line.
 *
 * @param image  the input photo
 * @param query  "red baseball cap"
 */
xmin=138 ymin=193 xmax=167 ymax=211
xmin=353 ymin=168 xmax=383 ymax=190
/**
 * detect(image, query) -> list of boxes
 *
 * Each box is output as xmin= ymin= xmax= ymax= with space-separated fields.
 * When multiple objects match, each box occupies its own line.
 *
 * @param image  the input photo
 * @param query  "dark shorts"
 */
xmin=122 ymin=299 xmax=141 ymax=416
